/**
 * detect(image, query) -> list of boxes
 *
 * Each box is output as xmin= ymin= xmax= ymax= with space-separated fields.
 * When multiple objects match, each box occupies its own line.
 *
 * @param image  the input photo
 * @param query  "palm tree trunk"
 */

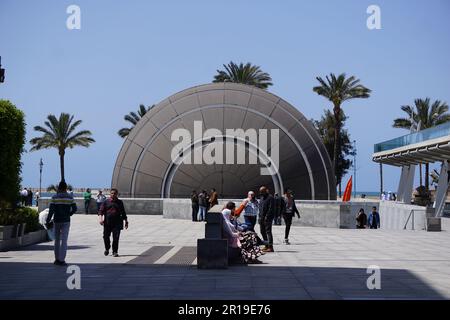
xmin=419 ymin=164 xmax=423 ymax=186
xmin=333 ymin=105 xmax=341 ymax=182
xmin=425 ymin=163 xmax=429 ymax=191
xmin=59 ymin=150 xmax=65 ymax=182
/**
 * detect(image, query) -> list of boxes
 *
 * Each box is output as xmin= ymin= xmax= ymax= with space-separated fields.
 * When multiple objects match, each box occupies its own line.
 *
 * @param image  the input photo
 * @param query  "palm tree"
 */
xmin=118 ymin=104 xmax=154 ymax=138
xmin=313 ymin=73 xmax=371 ymax=178
xmin=213 ymin=62 xmax=273 ymax=90
xmin=393 ymin=98 xmax=450 ymax=191
xmin=313 ymin=110 xmax=355 ymax=196
xmin=47 ymin=183 xmax=73 ymax=192
xmin=30 ymin=113 xmax=95 ymax=182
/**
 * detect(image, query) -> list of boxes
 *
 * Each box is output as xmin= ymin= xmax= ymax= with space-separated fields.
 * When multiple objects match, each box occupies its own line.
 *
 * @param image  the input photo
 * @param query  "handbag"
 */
xmin=45 ymin=221 xmax=54 ymax=230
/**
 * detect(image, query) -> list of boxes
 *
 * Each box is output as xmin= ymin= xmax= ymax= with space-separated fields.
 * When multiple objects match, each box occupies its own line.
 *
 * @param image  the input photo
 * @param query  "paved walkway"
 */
xmin=1 ymin=215 xmax=450 ymax=299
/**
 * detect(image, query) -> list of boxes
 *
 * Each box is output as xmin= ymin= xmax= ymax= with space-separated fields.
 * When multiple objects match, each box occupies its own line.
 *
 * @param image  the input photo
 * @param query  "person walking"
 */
xmin=282 ymin=189 xmax=300 ymax=245
xmin=258 ymin=186 xmax=275 ymax=252
xmin=98 ymin=188 xmax=128 ymax=257
xmin=198 ymin=190 xmax=208 ymax=222
xmin=20 ymin=187 xmax=28 ymax=206
xmin=45 ymin=181 xmax=77 ymax=266
xmin=273 ymin=193 xmax=283 ymax=225
xmin=35 ymin=191 xmax=40 ymax=208
xmin=96 ymin=190 xmax=107 ymax=212
xmin=191 ymin=190 xmax=199 ymax=222
xmin=209 ymin=188 xmax=218 ymax=208
xmin=27 ymin=188 xmax=33 ymax=206
xmin=83 ymin=188 xmax=92 ymax=214
xmin=368 ymin=206 xmax=381 ymax=229
xmin=241 ymin=191 xmax=259 ymax=232
xmin=356 ymin=208 xmax=367 ymax=229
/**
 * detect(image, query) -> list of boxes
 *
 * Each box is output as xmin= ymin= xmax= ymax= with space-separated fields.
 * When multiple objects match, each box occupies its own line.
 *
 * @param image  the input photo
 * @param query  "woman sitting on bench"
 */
xmin=222 ymin=201 xmax=263 ymax=264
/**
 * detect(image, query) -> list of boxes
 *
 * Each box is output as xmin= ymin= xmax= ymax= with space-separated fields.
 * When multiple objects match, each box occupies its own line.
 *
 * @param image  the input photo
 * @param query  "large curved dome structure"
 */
xmin=112 ymin=83 xmax=336 ymax=200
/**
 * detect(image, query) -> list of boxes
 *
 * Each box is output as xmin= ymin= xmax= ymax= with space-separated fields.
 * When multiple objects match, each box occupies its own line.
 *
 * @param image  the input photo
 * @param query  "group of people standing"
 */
xmin=82 ymin=188 xmax=108 ymax=214
xmin=44 ymin=182 xmax=128 ymax=266
xmin=380 ymin=191 xmax=396 ymax=201
xmin=356 ymin=206 xmax=381 ymax=229
xmin=209 ymin=186 xmax=301 ymax=264
xmin=190 ymin=188 xmax=218 ymax=221
xmin=20 ymin=187 xmax=36 ymax=207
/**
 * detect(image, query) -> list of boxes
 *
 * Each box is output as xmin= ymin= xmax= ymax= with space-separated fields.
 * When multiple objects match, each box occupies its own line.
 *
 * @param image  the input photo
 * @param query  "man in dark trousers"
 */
xmin=98 ymin=188 xmax=128 ymax=257
xmin=273 ymin=193 xmax=283 ymax=225
xmin=258 ymin=186 xmax=275 ymax=252
xmin=282 ymin=189 xmax=300 ymax=245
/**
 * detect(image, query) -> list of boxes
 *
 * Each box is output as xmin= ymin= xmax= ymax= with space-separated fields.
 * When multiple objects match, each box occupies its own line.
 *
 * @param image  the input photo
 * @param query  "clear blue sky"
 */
xmin=1 ymin=0 xmax=450 ymax=192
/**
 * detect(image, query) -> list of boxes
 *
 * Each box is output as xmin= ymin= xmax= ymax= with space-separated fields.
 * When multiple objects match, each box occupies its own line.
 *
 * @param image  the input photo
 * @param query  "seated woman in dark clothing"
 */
xmin=222 ymin=201 xmax=263 ymax=264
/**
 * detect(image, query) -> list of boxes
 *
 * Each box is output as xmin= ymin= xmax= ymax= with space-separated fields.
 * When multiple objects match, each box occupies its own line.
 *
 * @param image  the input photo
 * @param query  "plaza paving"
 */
xmin=1 ymin=215 xmax=450 ymax=300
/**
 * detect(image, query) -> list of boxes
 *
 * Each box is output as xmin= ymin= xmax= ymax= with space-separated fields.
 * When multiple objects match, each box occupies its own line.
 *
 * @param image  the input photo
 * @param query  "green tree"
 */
xmin=30 ymin=113 xmax=95 ymax=183
xmin=0 ymin=100 xmax=25 ymax=209
xmin=47 ymin=183 xmax=73 ymax=193
xmin=313 ymin=73 xmax=371 ymax=181
xmin=118 ymin=104 xmax=154 ymax=138
xmin=313 ymin=110 xmax=355 ymax=196
xmin=213 ymin=61 xmax=273 ymax=90
xmin=393 ymin=98 xmax=450 ymax=191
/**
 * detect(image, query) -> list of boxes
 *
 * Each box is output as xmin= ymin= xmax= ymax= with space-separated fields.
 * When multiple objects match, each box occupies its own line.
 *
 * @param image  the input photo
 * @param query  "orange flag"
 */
xmin=342 ymin=176 xmax=353 ymax=202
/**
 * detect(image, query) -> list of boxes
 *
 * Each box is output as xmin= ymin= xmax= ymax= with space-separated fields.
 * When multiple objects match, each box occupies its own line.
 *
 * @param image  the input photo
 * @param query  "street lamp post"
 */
xmin=353 ymin=140 xmax=357 ymax=198
xmin=39 ymin=158 xmax=43 ymax=196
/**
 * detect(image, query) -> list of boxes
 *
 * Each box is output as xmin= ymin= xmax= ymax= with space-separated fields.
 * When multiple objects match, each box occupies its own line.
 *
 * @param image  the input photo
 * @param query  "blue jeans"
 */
xmin=198 ymin=206 xmax=207 ymax=221
xmin=244 ymin=215 xmax=257 ymax=231
xmin=54 ymin=222 xmax=70 ymax=262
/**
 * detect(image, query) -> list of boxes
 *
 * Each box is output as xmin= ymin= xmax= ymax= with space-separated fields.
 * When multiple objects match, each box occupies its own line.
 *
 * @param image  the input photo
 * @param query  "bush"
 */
xmin=17 ymin=207 xmax=42 ymax=233
xmin=0 ymin=207 xmax=42 ymax=233
xmin=0 ymin=100 xmax=26 ymax=210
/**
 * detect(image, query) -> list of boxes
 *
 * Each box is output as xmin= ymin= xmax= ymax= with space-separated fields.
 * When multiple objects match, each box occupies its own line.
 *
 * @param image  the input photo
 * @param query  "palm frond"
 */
xmin=212 ymin=61 xmax=273 ymax=89
xmin=118 ymin=128 xmax=131 ymax=138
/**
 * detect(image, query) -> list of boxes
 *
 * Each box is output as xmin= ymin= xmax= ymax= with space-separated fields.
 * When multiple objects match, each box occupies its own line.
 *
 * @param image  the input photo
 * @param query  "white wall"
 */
xmin=378 ymin=201 xmax=426 ymax=230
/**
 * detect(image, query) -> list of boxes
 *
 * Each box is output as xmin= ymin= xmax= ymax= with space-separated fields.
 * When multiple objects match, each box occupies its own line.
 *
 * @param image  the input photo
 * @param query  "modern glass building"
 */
xmin=373 ymin=121 xmax=450 ymax=216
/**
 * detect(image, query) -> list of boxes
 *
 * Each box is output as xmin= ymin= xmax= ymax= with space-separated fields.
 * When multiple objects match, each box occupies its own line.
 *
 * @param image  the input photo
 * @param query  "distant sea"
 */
xmin=353 ymin=191 xmax=380 ymax=197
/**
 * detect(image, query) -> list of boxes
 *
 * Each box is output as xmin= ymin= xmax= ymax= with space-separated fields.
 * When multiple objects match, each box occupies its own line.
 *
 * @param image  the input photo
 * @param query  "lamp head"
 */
xmin=0 ymin=57 xmax=4 ymax=83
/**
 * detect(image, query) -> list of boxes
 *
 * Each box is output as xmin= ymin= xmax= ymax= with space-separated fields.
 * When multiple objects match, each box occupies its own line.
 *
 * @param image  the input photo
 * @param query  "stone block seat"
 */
xmin=197 ymin=204 xmax=241 ymax=268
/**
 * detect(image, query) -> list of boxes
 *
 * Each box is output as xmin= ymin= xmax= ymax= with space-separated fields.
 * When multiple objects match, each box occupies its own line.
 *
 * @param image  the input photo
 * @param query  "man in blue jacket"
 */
xmin=368 ymin=206 xmax=381 ymax=229
xmin=46 ymin=181 xmax=77 ymax=266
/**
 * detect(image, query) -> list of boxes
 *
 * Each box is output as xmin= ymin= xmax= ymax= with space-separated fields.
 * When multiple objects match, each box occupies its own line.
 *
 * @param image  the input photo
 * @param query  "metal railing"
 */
xmin=403 ymin=209 xmax=426 ymax=230
xmin=374 ymin=121 xmax=450 ymax=153
xmin=403 ymin=209 xmax=415 ymax=230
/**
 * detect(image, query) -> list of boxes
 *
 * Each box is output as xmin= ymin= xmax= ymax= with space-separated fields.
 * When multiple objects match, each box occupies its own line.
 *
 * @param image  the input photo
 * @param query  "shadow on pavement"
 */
xmin=16 ymin=245 xmax=92 ymax=251
xmin=0 ymin=261 xmax=445 ymax=300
